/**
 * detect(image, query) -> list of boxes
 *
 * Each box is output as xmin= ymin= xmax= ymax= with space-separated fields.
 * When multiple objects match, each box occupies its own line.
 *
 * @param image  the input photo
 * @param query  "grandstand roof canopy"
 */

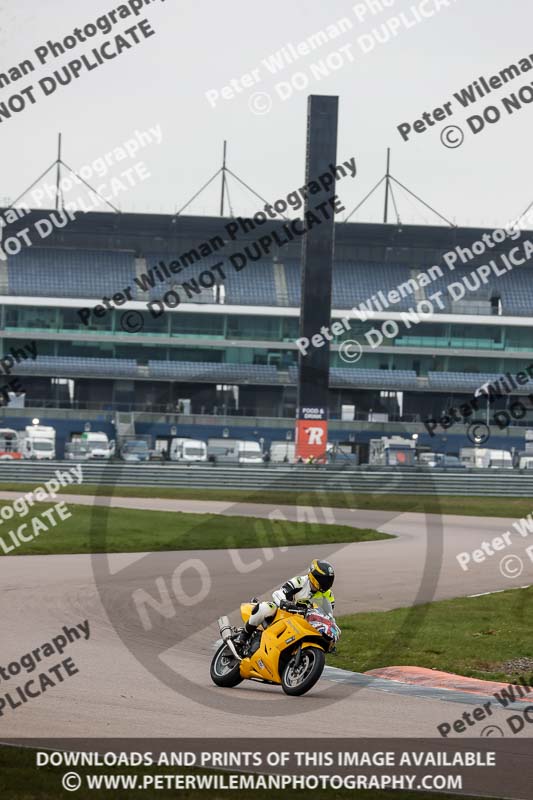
xmin=1 ymin=208 xmax=527 ymax=260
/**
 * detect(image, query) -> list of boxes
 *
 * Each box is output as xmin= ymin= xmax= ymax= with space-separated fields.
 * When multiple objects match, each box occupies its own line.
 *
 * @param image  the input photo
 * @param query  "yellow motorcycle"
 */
xmin=210 ymin=600 xmax=341 ymax=696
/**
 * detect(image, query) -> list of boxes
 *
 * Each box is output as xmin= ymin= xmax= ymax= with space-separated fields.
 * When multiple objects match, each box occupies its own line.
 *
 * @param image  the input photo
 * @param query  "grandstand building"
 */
xmin=2 ymin=208 xmax=533 ymax=456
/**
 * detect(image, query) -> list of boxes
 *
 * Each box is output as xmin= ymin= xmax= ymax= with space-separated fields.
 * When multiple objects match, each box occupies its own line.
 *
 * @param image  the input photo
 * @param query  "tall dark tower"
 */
xmin=295 ymin=95 xmax=339 ymax=461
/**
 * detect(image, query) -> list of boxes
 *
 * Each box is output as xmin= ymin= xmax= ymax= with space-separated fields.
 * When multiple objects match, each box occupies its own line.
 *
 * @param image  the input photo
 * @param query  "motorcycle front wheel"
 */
xmin=210 ymin=643 xmax=243 ymax=687
xmin=281 ymin=646 xmax=325 ymax=696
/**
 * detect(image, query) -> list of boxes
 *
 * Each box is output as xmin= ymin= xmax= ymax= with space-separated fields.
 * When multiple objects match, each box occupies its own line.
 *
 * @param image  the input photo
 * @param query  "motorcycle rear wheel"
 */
xmin=281 ymin=646 xmax=325 ymax=696
xmin=210 ymin=642 xmax=243 ymax=687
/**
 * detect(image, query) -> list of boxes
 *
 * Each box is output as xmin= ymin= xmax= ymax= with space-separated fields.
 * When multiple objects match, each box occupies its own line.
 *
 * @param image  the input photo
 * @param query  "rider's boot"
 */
xmin=235 ymin=622 xmax=256 ymax=648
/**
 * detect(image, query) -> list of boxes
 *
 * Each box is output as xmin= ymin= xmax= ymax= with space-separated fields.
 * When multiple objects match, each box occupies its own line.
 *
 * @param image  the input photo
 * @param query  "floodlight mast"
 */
xmin=55 ymin=133 xmax=62 ymax=211
xmin=383 ymin=147 xmax=390 ymax=224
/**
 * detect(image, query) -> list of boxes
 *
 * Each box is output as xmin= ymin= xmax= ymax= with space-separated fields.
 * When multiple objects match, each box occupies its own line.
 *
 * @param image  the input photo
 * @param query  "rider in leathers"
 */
xmin=236 ymin=559 xmax=335 ymax=646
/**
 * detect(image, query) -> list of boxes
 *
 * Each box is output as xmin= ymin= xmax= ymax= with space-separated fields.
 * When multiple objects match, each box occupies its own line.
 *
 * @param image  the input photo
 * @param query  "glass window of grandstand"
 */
xmin=4 ymin=338 xmax=56 ymax=356
xmin=382 ymin=354 xmax=449 ymax=376
xmin=221 ymin=347 xmax=254 ymax=364
xmin=127 ymin=309 xmax=169 ymax=336
xmin=505 ymin=327 xmax=533 ymax=351
xmin=59 ymin=306 xmax=113 ymax=333
xmin=395 ymin=322 xmax=448 ymax=348
xmin=281 ymin=317 xmax=299 ymax=341
xmin=170 ymin=313 xmax=224 ymax=338
xmin=56 ymin=342 xmax=119 ymax=360
xmin=5 ymin=305 xmax=58 ymax=332
xmin=226 ymin=315 xmax=280 ymax=341
xmin=332 ymin=351 xmax=385 ymax=369
xmin=407 ymin=356 xmax=436 ymax=376
xmin=57 ymin=342 xmax=208 ymax=364
xmin=279 ymin=350 xmax=297 ymax=368
xmin=112 ymin=345 xmax=166 ymax=363
xmin=334 ymin=321 xmax=369 ymax=343
xmin=244 ymin=349 xmax=294 ymax=368
xmin=448 ymin=324 xmax=503 ymax=350
xmin=167 ymin=347 xmax=224 ymax=363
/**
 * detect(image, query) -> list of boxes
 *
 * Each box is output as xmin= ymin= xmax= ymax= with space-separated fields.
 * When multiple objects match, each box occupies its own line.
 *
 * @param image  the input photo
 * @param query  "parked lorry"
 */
xmin=20 ymin=425 xmax=56 ymax=460
xmin=169 ymin=438 xmax=207 ymax=462
xmin=369 ymin=436 xmax=416 ymax=466
xmin=515 ymin=429 xmax=533 ymax=468
xmin=460 ymin=448 xmax=513 ymax=468
xmin=0 ymin=428 xmax=22 ymax=460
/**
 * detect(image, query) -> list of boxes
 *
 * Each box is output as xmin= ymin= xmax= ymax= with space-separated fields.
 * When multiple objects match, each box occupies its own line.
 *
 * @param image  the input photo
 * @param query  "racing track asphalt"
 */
xmin=1 ymin=494 xmax=532 ymax=745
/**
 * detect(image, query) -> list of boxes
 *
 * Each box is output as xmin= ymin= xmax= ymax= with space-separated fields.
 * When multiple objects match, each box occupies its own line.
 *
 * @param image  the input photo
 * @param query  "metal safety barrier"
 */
xmin=0 ymin=461 xmax=532 ymax=497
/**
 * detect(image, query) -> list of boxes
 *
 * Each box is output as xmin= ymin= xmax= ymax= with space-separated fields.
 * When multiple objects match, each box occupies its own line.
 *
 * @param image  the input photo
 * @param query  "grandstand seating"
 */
xmin=8 ymin=249 xmax=136 ymax=298
xmin=15 ymin=356 xmax=532 ymax=394
xmin=6 ymin=214 xmax=533 ymax=430
xmin=330 ymin=367 xmax=418 ymax=389
xmin=225 ymin=260 xmax=278 ymax=306
xmin=498 ymin=268 xmax=533 ymax=315
xmin=7 ymin=247 xmax=533 ymax=316
xmin=12 ymin=355 xmax=136 ymax=376
xmin=284 ymin=260 xmax=420 ymax=310
xmin=288 ymin=366 xmax=418 ymax=389
xmin=142 ymin=253 xmax=221 ymax=303
xmin=147 ymin=361 xmax=278 ymax=383
xmin=222 ymin=259 xmax=533 ymax=314
xmin=332 ymin=261 xmax=420 ymax=311
xmin=13 ymin=355 xmax=278 ymax=383
xmin=428 ymin=371 xmax=533 ymax=393
xmin=423 ymin=266 xmax=533 ymax=316
xmin=282 ymin=259 xmax=301 ymax=307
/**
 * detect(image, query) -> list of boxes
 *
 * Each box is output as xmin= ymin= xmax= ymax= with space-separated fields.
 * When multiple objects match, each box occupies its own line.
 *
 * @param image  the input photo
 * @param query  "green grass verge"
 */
xmin=0 ymin=747 xmax=494 ymax=800
xmin=0 ymin=482 xmax=529 ymax=518
xmin=0 ymin=503 xmax=390 ymax=556
xmin=334 ymin=586 xmax=533 ymax=683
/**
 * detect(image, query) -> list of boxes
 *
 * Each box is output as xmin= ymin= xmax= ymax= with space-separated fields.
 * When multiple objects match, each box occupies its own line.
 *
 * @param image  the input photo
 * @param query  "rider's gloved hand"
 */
xmin=280 ymin=600 xmax=305 ymax=614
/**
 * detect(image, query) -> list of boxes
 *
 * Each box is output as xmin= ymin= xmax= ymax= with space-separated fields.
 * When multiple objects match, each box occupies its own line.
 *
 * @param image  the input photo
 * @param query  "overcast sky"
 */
xmin=1 ymin=0 xmax=531 ymax=229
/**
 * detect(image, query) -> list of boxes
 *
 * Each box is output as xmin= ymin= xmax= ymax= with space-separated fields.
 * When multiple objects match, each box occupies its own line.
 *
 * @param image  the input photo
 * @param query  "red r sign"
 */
xmin=295 ymin=420 xmax=328 ymax=462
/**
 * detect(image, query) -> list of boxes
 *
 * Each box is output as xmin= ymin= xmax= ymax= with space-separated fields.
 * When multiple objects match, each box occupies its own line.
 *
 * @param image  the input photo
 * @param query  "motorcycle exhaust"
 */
xmin=218 ymin=616 xmax=242 ymax=661
xmin=218 ymin=616 xmax=232 ymax=640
